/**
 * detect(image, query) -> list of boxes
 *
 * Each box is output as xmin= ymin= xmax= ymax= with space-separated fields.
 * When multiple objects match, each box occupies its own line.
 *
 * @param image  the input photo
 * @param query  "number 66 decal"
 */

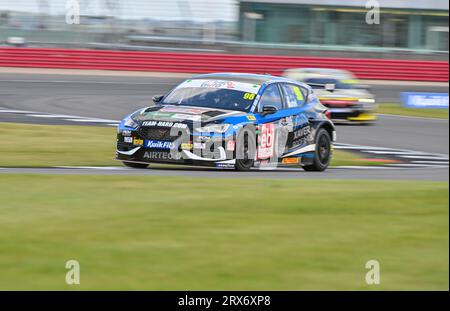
xmin=258 ymin=123 xmax=275 ymax=160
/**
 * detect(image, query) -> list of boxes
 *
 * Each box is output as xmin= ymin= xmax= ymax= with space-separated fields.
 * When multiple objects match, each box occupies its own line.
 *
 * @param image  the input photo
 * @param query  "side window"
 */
xmin=281 ymin=84 xmax=307 ymax=108
xmin=258 ymin=84 xmax=283 ymax=112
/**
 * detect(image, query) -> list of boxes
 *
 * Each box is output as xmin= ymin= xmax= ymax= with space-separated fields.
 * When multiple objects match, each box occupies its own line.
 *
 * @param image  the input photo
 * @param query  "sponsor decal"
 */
xmin=200 ymin=80 xmax=235 ymax=89
xmin=215 ymin=163 xmax=235 ymax=169
xmin=181 ymin=143 xmax=193 ymax=150
xmin=243 ymin=93 xmax=256 ymax=100
xmin=145 ymin=140 xmax=174 ymax=149
xmin=133 ymin=138 xmax=144 ymax=146
xmin=292 ymin=125 xmax=312 ymax=148
xmin=196 ymin=136 xmax=212 ymax=142
xmin=401 ymin=92 xmax=449 ymax=109
xmin=293 ymin=125 xmax=311 ymax=140
xmin=145 ymin=111 xmax=175 ymax=119
xmin=141 ymin=120 xmax=187 ymax=128
xmin=246 ymin=115 xmax=257 ymax=121
xmin=282 ymin=157 xmax=300 ymax=165
xmin=172 ymin=123 xmax=188 ymax=129
xmin=143 ymin=151 xmax=181 ymax=160
xmin=121 ymin=130 xmax=132 ymax=136
xmin=160 ymin=106 xmax=209 ymax=115
xmin=142 ymin=121 xmax=157 ymax=126
xmin=193 ymin=142 xmax=206 ymax=149
xmin=172 ymin=113 xmax=202 ymax=121
xmin=293 ymin=86 xmax=304 ymax=101
xmin=175 ymin=79 xmax=261 ymax=94
xmin=124 ymin=137 xmax=133 ymax=143
xmin=257 ymin=123 xmax=275 ymax=160
xmin=226 ymin=140 xmax=235 ymax=152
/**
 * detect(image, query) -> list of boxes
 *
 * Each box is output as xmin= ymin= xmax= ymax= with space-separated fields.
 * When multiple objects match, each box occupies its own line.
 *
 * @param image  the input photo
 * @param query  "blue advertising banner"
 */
xmin=401 ymin=92 xmax=449 ymax=109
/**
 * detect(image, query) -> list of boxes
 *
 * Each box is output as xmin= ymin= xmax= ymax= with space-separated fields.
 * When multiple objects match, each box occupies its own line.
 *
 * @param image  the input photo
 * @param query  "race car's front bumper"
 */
xmin=328 ymin=108 xmax=377 ymax=122
xmin=320 ymin=98 xmax=377 ymax=122
xmin=116 ymin=131 xmax=238 ymax=168
xmin=329 ymin=107 xmax=377 ymax=122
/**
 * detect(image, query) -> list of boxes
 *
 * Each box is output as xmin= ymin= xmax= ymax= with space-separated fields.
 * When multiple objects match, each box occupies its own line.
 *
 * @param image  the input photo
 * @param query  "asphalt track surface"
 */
xmin=0 ymin=71 xmax=448 ymax=181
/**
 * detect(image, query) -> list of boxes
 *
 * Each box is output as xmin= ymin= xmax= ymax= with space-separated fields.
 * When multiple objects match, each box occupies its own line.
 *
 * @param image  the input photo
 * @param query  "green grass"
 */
xmin=0 ymin=122 xmax=389 ymax=167
xmin=0 ymin=174 xmax=447 ymax=290
xmin=0 ymin=122 xmax=117 ymax=167
xmin=331 ymin=149 xmax=393 ymax=167
xmin=377 ymin=103 xmax=449 ymax=119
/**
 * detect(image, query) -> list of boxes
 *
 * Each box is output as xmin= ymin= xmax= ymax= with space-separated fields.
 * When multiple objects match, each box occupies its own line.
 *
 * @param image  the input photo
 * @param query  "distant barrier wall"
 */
xmin=0 ymin=48 xmax=448 ymax=82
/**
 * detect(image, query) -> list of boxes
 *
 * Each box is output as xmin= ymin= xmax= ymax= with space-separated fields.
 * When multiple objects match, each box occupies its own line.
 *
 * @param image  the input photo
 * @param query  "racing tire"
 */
xmin=235 ymin=127 xmax=256 ymax=171
xmin=303 ymin=128 xmax=332 ymax=172
xmin=122 ymin=161 xmax=149 ymax=169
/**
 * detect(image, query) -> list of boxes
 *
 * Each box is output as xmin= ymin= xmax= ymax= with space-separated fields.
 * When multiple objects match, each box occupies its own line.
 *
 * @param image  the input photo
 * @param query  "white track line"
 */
xmin=412 ymin=161 xmax=450 ymax=165
xmin=331 ymin=166 xmax=399 ymax=170
xmin=334 ymin=144 xmax=397 ymax=151
xmin=1 ymin=108 xmax=121 ymax=124
xmin=0 ymin=109 xmax=38 ymax=114
xmin=63 ymin=118 xmax=120 ymax=123
xmin=27 ymin=114 xmax=86 ymax=119
xmin=0 ymin=79 xmax=172 ymax=85
xmin=53 ymin=166 xmax=129 ymax=170
xmin=377 ymin=114 xmax=449 ymax=122
xmin=362 ymin=150 xmax=431 ymax=155
xmin=336 ymin=143 xmax=449 ymax=158
xmin=400 ymin=155 xmax=449 ymax=160
xmin=386 ymin=163 xmax=448 ymax=168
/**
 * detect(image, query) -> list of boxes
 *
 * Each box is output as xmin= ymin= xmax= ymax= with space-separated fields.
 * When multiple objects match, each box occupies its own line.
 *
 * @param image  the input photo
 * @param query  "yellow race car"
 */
xmin=283 ymin=68 xmax=377 ymax=123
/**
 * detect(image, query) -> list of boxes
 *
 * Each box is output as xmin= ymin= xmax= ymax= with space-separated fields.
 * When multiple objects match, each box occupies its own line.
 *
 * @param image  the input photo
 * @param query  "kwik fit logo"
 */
xmin=145 ymin=140 xmax=174 ymax=149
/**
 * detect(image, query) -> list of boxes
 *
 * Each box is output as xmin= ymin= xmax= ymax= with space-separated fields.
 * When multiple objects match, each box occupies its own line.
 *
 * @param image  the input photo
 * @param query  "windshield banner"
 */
xmin=176 ymin=79 xmax=261 ymax=94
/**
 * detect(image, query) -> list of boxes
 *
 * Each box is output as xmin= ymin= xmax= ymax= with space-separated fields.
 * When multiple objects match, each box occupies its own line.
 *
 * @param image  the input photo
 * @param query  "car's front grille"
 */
xmin=117 ymin=142 xmax=133 ymax=152
xmin=138 ymin=126 xmax=188 ymax=142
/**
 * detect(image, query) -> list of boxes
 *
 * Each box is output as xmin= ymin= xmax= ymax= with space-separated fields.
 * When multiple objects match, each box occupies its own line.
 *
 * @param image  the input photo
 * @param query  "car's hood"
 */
xmin=134 ymin=105 xmax=247 ymax=124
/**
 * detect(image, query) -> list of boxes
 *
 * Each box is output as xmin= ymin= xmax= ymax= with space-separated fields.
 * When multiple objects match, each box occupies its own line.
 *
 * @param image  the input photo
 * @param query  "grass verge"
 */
xmin=0 ymin=122 xmax=389 ymax=167
xmin=0 ymin=122 xmax=117 ymax=167
xmin=377 ymin=103 xmax=449 ymax=119
xmin=0 ymin=174 xmax=447 ymax=290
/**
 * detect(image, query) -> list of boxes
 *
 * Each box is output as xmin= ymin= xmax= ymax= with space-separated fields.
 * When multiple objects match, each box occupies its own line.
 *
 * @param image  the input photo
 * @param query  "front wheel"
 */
xmin=235 ymin=127 xmax=256 ymax=171
xmin=303 ymin=128 xmax=332 ymax=172
xmin=122 ymin=161 xmax=149 ymax=169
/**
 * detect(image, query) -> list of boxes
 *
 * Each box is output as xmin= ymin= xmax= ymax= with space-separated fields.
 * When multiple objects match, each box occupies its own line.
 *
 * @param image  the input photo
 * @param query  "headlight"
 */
xmin=195 ymin=124 xmax=230 ymax=133
xmin=358 ymin=98 xmax=375 ymax=104
xmin=123 ymin=115 xmax=138 ymax=129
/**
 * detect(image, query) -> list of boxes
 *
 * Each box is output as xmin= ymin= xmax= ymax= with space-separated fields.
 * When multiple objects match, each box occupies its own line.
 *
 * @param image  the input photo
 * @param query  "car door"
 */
xmin=255 ymin=83 xmax=293 ymax=160
xmin=279 ymin=83 xmax=312 ymax=153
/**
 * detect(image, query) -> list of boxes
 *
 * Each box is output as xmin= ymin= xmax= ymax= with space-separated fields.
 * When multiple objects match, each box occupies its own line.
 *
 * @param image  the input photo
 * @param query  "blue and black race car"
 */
xmin=116 ymin=73 xmax=336 ymax=171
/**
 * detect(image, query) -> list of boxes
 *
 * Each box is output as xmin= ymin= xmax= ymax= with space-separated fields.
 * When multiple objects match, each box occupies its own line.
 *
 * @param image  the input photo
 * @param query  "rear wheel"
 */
xmin=303 ymin=128 xmax=332 ymax=172
xmin=122 ymin=161 xmax=149 ymax=169
xmin=235 ymin=128 xmax=256 ymax=171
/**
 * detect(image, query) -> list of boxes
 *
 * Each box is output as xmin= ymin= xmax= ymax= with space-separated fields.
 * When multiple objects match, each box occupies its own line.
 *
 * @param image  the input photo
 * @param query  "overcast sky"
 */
xmin=0 ymin=0 xmax=239 ymax=21
xmin=1 ymin=0 xmax=447 ymax=21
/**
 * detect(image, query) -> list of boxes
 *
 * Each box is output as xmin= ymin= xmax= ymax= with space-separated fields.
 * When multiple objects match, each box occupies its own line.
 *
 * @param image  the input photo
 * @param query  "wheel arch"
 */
xmin=317 ymin=121 xmax=336 ymax=142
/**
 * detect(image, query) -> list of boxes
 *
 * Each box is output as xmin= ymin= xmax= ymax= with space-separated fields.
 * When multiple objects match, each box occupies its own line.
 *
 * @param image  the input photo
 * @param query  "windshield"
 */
xmin=162 ymin=79 xmax=261 ymax=112
xmin=305 ymin=78 xmax=364 ymax=90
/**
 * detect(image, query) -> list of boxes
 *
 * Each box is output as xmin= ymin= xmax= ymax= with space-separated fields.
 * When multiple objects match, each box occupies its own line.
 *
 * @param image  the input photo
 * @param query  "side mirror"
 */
xmin=325 ymin=83 xmax=335 ymax=92
xmin=261 ymin=105 xmax=277 ymax=116
xmin=325 ymin=83 xmax=336 ymax=92
xmin=152 ymin=95 xmax=164 ymax=103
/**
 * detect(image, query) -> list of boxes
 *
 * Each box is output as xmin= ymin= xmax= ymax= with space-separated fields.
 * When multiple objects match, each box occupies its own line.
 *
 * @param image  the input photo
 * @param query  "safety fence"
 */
xmin=0 ymin=48 xmax=448 ymax=82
